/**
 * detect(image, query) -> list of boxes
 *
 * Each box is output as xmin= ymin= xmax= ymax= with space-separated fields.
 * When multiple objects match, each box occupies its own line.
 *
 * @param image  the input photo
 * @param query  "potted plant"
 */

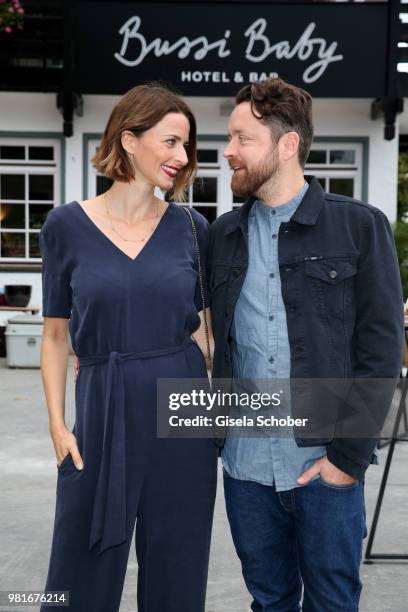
xmin=0 ymin=0 xmax=24 ymax=34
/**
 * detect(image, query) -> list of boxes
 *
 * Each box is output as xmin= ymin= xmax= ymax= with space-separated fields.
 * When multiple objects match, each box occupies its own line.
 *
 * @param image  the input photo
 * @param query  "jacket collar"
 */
xmin=224 ymin=175 xmax=325 ymax=236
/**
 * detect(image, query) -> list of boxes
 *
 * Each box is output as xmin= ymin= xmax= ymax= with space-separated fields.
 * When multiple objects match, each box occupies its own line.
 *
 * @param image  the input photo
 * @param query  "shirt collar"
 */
xmin=249 ymin=181 xmax=309 ymax=220
xmin=224 ymin=176 xmax=325 ymax=236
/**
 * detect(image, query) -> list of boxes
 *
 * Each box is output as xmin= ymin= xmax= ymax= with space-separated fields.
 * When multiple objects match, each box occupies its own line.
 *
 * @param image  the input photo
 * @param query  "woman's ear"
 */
xmin=120 ymin=130 xmax=136 ymax=156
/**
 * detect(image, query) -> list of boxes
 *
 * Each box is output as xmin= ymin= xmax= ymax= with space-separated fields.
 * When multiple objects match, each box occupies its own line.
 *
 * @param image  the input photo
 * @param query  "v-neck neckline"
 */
xmin=73 ymin=199 xmax=173 ymax=262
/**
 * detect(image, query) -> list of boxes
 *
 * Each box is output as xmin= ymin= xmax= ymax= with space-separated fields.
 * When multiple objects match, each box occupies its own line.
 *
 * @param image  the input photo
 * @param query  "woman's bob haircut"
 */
xmin=91 ymin=82 xmax=197 ymax=201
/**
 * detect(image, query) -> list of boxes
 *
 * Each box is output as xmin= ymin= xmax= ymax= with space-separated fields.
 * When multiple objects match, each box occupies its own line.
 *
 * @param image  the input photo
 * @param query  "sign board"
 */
xmin=74 ymin=1 xmax=387 ymax=97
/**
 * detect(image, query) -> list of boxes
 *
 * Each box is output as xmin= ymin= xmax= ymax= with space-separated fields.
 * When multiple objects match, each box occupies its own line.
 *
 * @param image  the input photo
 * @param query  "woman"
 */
xmin=39 ymin=83 xmax=217 ymax=611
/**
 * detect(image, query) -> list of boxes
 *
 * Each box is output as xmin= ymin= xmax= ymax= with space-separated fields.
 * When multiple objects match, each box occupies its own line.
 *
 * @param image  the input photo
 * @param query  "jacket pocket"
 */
xmin=304 ymin=257 xmax=358 ymax=285
xmin=304 ymin=255 xmax=358 ymax=318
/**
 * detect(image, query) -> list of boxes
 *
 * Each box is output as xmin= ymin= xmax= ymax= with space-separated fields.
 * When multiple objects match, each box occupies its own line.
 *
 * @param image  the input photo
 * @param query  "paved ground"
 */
xmin=1 ymin=357 xmax=407 ymax=611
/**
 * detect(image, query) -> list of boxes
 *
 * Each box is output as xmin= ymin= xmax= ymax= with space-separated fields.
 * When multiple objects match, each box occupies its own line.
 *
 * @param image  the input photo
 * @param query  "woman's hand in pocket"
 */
xmin=51 ymin=425 xmax=83 ymax=470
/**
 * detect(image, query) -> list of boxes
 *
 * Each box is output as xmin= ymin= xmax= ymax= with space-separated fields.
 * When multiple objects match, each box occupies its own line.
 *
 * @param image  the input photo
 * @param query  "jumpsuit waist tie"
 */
xmin=78 ymin=337 xmax=195 ymax=556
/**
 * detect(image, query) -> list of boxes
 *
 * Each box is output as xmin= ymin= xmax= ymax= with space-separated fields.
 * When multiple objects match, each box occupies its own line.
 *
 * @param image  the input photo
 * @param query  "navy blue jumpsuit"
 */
xmin=39 ymin=201 xmax=218 ymax=612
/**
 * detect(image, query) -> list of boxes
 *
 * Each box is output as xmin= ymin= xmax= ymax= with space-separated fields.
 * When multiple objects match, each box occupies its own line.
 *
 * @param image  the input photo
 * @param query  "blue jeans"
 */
xmin=223 ymin=468 xmax=367 ymax=612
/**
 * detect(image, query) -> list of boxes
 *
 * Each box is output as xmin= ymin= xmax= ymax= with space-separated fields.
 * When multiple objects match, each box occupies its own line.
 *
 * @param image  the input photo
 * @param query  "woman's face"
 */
xmin=123 ymin=112 xmax=191 ymax=191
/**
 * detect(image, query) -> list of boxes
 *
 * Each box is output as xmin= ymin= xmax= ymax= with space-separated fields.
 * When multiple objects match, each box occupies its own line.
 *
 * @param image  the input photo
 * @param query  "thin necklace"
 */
xmin=103 ymin=193 xmax=160 ymax=243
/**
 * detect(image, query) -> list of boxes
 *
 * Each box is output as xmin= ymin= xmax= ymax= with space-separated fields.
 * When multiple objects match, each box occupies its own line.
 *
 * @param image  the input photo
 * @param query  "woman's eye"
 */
xmin=165 ymin=139 xmax=176 ymax=146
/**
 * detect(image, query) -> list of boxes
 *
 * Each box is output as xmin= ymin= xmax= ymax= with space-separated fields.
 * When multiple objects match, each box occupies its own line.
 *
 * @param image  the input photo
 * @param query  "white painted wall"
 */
xmin=0 ymin=92 xmax=399 ymax=323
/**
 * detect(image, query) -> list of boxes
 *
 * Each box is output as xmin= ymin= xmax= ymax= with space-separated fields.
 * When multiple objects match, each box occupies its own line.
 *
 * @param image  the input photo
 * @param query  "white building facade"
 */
xmin=0 ymin=0 xmax=401 ymax=324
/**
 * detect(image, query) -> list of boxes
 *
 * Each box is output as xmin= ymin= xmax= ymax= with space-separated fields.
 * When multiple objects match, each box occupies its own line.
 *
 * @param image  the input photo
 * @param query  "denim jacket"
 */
xmin=207 ymin=176 xmax=404 ymax=480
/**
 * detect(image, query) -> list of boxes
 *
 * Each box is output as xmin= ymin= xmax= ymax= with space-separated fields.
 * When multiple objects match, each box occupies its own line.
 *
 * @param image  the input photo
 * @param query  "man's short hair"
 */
xmin=236 ymin=78 xmax=314 ymax=167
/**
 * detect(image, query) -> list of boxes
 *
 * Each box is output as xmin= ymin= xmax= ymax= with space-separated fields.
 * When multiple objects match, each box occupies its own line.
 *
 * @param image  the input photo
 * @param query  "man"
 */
xmin=207 ymin=77 xmax=404 ymax=611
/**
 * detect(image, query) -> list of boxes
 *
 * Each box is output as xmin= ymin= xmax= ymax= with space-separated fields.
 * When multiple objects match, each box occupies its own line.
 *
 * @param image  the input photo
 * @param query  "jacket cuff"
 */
xmin=326 ymin=442 xmax=370 ymax=481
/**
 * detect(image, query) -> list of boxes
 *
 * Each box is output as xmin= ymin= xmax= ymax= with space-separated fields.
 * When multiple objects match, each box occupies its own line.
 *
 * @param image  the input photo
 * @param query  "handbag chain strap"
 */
xmin=182 ymin=205 xmax=212 ymax=370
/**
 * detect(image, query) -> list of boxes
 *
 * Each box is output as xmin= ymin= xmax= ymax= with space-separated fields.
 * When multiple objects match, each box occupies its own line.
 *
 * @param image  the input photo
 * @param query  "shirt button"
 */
xmin=269 ymin=356 xmax=275 ymax=363
xmin=329 ymin=270 xmax=338 ymax=279
xmin=269 ymin=272 xmax=275 ymax=278
xmin=272 ymin=210 xmax=276 ymax=215
xmin=272 ymin=234 xmax=277 ymax=239
xmin=269 ymin=315 xmax=274 ymax=321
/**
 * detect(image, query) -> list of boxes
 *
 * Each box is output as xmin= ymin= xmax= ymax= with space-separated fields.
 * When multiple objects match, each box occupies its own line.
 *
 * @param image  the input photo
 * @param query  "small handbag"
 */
xmin=182 ymin=205 xmax=212 ymax=371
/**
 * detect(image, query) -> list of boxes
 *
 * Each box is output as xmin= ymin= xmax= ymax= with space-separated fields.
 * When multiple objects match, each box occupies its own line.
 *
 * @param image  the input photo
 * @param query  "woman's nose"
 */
xmin=176 ymin=145 xmax=189 ymax=166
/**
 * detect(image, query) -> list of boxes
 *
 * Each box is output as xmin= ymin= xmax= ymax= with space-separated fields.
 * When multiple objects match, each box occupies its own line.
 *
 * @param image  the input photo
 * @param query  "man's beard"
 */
xmin=231 ymin=149 xmax=279 ymax=199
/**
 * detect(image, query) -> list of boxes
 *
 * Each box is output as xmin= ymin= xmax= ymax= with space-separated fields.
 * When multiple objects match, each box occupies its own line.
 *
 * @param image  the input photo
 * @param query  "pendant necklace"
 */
xmin=103 ymin=193 xmax=160 ymax=243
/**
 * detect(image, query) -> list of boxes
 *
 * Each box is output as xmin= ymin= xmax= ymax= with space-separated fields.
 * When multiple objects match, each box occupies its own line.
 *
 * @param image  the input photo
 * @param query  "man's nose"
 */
xmin=224 ymin=141 xmax=234 ymax=158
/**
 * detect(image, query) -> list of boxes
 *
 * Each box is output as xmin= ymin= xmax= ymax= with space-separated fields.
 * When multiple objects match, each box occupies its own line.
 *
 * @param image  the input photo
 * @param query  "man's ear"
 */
xmin=280 ymin=131 xmax=300 ymax=162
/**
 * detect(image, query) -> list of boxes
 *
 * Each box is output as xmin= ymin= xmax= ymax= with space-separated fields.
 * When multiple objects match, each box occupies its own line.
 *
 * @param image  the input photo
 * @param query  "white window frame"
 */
xmin=187 ymin=141 xmax=232 ymax=217
xmin=87 ymin=138 xmax=104 ymax=199
xmin=0 ymin=137 xmax=61 ymax=262
xmin=305 ymin=142 xmax=363 ymax=200
xmin=87 ymin=138 xmax=233 ymax=216
xmin=86 ymin=138 xmax=364 ymax=220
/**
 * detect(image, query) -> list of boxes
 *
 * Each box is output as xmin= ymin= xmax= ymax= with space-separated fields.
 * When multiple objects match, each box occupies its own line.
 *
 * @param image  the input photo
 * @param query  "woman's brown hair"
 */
xmin=92 ymin=82 xmax=197 ymax=201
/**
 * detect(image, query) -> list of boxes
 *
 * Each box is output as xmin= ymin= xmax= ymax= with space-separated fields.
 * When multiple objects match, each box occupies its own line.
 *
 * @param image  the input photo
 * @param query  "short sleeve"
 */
xmin=39 ymin=210 xmax=73 ymax=318
xmin=190 ymin=208 xmax=211 ymax=312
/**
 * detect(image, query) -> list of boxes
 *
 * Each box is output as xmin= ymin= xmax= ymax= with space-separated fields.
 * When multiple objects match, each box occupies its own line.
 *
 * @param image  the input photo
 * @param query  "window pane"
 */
xmin=307 ymin=150 xmax=326 ymax=164
xmin=192 ymin=177 xmax=217 ymax=203
xmin=192 ymin=206 xmax=217 ymax=223
xmin=29 ymin=204 xmax=53 ymax=229
xmin=197 ymin=149 xmax=218 ymax=164
xmin=0 ymin=203 xmax=25 ymax=229
xmin=29 ymin=175 xmax=54 ymax=200
xmin=0 ymin=146 xmax=25 ymax=160
xmin=1 ymin=232 xmax=25 ymax=257
xmin=28 ymin=146 xmax=54 ymax=161
xmin=29 ymin=232 xmax=41 ymax=257
xmin=329 ymin=178 xmax=354 ymax=198
xmin=1 ymin=174 xmax=25 ymax=200
xmin=96 ymin=175 xmax=113 ymax=196
xmin=317 ymin=178 xmax=326 ymax=190
xmin=329 ymin=150 xmax=355 ymax=165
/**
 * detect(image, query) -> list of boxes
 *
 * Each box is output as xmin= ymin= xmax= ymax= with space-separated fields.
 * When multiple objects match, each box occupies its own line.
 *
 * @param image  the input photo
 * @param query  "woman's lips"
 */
xmin=161 ymin=164 xmax=178 ymax=178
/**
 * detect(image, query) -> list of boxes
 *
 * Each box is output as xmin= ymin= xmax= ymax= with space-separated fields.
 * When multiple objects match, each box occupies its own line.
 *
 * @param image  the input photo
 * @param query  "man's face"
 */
xmin=224 ymin=102 xmax=280 ymax=199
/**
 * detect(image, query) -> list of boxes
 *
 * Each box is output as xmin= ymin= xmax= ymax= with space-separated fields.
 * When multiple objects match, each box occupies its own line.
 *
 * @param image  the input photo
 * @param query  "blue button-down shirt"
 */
xmin=221 ymin=182 xmax=329 ymax=490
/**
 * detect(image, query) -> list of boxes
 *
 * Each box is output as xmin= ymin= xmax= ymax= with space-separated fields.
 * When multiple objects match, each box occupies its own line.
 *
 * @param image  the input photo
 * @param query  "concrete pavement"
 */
xmin=0 ymin=357 xmax=407 ymax=611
